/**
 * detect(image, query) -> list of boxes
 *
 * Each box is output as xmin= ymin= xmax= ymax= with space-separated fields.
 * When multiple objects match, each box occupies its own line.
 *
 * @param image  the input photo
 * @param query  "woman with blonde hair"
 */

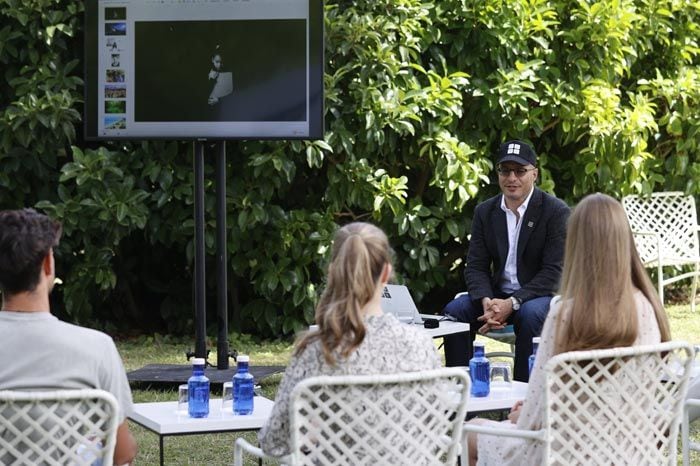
xmin=259 ymin=222 xmax=440 ymax=456
xmin=468 ymin=193 xmax=671 ymax=465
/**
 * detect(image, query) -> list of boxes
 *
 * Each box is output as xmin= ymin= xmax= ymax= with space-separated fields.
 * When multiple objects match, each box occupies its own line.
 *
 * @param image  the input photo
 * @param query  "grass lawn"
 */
xmin=117 ymin=303 xmax=700 ymax=465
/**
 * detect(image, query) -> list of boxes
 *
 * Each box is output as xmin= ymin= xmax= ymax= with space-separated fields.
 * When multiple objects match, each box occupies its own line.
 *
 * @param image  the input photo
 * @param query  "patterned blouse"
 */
xmin=258 ymin=313 xmax=441 ymax=457
xmin=477 ymin=290 xmax=662 ymax=465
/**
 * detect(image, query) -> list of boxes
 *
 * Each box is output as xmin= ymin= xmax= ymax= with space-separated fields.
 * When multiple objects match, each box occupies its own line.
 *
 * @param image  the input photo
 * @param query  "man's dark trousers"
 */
xmin=443 ymin=293 xmax=551 ymax=382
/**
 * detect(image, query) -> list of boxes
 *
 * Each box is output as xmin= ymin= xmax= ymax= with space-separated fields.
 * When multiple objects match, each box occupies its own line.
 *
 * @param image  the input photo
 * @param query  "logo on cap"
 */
xmin=507 ymin=143 xmax=521 ymax=155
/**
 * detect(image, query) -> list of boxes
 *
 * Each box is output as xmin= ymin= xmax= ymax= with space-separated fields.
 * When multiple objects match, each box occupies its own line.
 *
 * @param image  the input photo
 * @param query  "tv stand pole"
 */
xmin=191 ymin=141 xmax=232 ymax=369
xmin=193 ymin=142 xmax=207 ymax=360
xmin=215 ymin=141 xmax=229 ymax=369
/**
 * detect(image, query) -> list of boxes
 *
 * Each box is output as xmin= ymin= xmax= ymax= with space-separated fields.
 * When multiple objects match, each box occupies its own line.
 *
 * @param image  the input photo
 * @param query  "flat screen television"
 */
xmin=85 ymin=0 xmax=323 ymax=140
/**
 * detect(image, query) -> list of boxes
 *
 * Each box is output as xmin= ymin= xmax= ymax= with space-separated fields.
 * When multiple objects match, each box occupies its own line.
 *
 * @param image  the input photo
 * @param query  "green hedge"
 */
xmin=1 ymin=0 xmax=699 ymax=336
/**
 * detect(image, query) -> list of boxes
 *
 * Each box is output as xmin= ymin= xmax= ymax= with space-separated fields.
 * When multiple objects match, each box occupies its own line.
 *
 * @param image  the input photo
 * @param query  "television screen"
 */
xmin=85 ymin=0 xmax=323 ymax=140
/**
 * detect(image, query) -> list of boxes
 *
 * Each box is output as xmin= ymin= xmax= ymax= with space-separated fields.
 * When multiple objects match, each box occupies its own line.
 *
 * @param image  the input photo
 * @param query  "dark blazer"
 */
xmin=464 ymin=188 xmax=570 ymax=303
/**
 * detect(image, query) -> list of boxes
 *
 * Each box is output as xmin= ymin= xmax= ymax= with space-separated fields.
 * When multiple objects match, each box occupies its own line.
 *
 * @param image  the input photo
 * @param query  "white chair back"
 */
xmin=622 ymin=192 xmax=700 ymax=309
xmin=543 ymin=341 xmax=694 ymax=465
xmin=287 ymin=368 xmax=469 ymax=466
xmin=0 ymin=389 xmax=120 ymax=466
xmin=622 ymin=192 xmax=698 ymax=265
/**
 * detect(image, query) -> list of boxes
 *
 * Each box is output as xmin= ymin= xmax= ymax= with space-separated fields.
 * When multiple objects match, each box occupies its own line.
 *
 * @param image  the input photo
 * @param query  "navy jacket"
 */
xmin=464 ymin=188 xmax=570 ymax=303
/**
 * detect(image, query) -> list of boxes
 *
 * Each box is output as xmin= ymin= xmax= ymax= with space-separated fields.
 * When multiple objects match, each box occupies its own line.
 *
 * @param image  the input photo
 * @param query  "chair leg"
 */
xmin=658 ymin=263 xmax=664 ymax=307
xmin=233 ymin=443 xmax=242 ymax=466
xmin=683 ymin=408 xmax=690 ymax=466
xmin=461 ymin=430 xmax=469 ymax=466
xmin=691 ymin=262 xmax=699 ymax=313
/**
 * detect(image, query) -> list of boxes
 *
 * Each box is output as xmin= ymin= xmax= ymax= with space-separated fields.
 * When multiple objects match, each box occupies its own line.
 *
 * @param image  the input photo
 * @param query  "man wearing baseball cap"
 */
xmin=442 ymin=140 xmax=570 ymax=382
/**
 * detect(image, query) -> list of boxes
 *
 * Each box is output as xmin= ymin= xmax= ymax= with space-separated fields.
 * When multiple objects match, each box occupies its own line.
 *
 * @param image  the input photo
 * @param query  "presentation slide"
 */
xmin=85 ymin=0 xmax=323 ymax=140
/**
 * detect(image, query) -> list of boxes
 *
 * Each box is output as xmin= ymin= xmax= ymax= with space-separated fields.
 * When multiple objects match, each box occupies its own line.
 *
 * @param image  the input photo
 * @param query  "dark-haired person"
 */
xmin=0 ymin=209 xmax=137 ymax=465
xmin=258 ymin=222 xmax=441 ymax=457
xmin=442 ymin=140 xmax=570 ymax=382
xmin=207 ymin=48 xmax=233 ymax=106
xmin=466 ymin=193 xmax=671 ymax=465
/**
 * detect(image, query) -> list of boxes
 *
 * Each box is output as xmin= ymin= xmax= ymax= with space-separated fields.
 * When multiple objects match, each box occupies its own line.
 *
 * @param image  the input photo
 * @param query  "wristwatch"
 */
xmin=510 ymin=296 xmax=521 ymax=311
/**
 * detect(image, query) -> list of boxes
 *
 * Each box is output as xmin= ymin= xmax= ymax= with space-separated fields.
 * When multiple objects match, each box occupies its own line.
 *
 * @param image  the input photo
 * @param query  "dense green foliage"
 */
xmin=1 ymin=0 xmax=699 ymax=336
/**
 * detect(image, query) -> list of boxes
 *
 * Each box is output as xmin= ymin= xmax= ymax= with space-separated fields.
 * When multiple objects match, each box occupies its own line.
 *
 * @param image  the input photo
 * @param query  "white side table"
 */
xmin=129 ymin=396 xmax=274 ymax=466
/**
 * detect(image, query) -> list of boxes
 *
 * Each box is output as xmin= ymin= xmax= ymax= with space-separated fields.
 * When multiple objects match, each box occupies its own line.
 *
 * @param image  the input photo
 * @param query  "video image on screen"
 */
xmin=134 ymin=19 xmax=307 ymax=123
xmin=105 ymin=22 xmax=127 ymax=36
xmin=105 ymin=84 xmax=127 ymax=99
xmin=105 ymin=100 xmax=126 ymax=114
xmin=105 ymin=115 xmax=126 ymax=129
xmin=105 ymin=7 xmax=126 ymax=21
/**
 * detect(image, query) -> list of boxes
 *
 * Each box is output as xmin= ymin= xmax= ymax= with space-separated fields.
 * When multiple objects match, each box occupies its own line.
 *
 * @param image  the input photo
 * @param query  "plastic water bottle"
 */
xmin=188 ymin=358 xmax=210 ymax=418
xmin=469 ymin=341 xmax=490 ymax=397
xmin=528 ymin=337 xmax=541 ymax=377
xmin=233 ymin=354 xmax=255 ymax=415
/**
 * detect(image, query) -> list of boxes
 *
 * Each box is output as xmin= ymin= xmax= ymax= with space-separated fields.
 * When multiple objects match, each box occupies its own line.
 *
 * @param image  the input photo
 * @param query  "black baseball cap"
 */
xmin=496 ymin=140 xmax=537 ymax=166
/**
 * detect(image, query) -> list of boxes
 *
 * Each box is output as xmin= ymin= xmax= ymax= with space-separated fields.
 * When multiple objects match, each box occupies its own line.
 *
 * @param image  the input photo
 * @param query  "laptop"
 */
xmin=380 ymin=284 xmax=423 ymax=324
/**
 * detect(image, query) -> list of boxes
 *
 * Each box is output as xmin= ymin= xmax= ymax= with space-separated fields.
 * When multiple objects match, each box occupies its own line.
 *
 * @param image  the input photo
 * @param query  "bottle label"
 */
xmin=192 ymin=386 xmax=209 ymax=403
xmin=188 ymin=380 xmax=210 ymax=417
xmin=469 ymin=359 xmax=490 ymax=397
xmin=234 ymin=375 xmax=255 ymax=415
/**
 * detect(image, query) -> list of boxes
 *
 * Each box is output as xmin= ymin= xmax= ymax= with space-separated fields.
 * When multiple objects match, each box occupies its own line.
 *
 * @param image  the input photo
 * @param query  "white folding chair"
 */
xmin=463 ymin=341 xmax=694 ymax=465
xmin=622 ymin=192 xmax=700 ymax=311
xmin=0 ymin=389 xmax=120 ymax=466
xmin=234 ymin=368 xmax=470 ymax=466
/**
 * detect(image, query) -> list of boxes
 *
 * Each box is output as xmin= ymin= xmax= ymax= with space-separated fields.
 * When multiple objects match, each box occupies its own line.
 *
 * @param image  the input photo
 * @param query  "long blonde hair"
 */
xmin=554 ymin=193 xmax=671 ymax=354
xmin=295 ymin=222 xmax=392 ymax=364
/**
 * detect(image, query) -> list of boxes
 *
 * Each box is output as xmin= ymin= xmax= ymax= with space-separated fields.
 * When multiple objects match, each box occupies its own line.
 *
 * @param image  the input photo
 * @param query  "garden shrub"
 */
xmin=1 ymin=0 xmax=698 ymax=336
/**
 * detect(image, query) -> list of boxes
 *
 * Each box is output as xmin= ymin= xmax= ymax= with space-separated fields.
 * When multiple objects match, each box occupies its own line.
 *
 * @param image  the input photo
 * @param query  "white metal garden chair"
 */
xmin=622 ymin=192 xmax=700 ymax=311
xmin=234 ymin=368 xmax=470 ymax=466
xmin=682 ymin=398 xmax=700 ymax=466
xmin=0 ymin=389 xmax=120 ymax=466
xmin=463 ymin=341 xmax=695 ymax=465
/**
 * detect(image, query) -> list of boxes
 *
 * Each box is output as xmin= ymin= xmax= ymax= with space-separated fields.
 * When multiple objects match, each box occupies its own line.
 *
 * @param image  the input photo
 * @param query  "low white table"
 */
xmin=129 ymin=396 xmax=274 ymax=466
xmin=468 ymin=381 xmax=528 ymax=413
xmin=414 ymin=314 xmax=469 ymax=338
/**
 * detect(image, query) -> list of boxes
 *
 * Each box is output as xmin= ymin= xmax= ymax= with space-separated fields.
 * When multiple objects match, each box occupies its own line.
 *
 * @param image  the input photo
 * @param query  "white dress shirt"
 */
xmin=498 ymin=187 xmax=535 ymax=294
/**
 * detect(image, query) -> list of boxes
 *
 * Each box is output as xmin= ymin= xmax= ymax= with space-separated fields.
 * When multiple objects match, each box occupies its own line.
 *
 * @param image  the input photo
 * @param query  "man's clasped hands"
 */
xmin=477 ymin=297 xmax=514 ymax=334
xmin=479 ymin=296 xmax=523 ymax=424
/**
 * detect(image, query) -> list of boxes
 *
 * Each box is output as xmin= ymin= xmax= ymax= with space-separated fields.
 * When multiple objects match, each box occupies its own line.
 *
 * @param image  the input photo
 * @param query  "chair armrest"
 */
xmin=462 ymin=422 xmax=546 ymax=442
xmin=461 ymin=422 xmax=546 ymax=464
xmin=233 ymin=438 xmax=291 ymax=466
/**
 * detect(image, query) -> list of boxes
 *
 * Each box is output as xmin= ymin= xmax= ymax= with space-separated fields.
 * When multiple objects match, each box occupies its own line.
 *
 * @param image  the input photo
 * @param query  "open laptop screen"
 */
xmin=380 ymin=284 xmax=423 ymax=324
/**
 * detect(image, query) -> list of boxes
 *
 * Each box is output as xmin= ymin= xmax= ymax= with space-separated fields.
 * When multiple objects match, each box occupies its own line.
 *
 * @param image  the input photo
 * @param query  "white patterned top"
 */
xmin=259 ymin=313 xmax=441 ymax=457
xmin=477 ymin=290 xmax=662 ymax=465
